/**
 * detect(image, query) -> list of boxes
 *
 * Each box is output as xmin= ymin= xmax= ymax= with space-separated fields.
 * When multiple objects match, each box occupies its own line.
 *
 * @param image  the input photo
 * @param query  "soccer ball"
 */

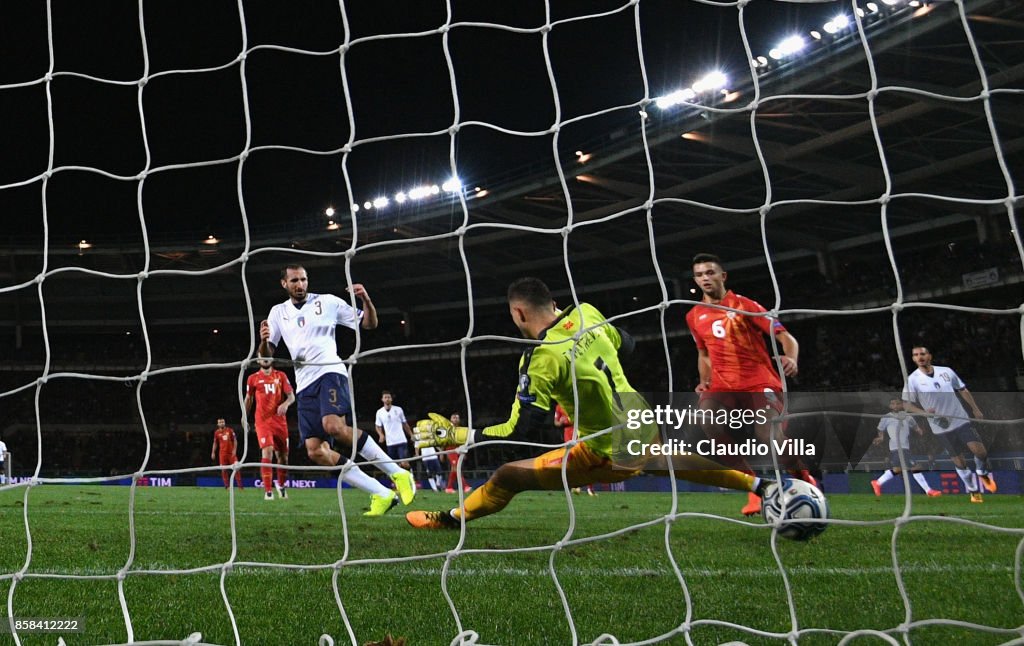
xmin=761 ymin=478 xmax=828 ymax=541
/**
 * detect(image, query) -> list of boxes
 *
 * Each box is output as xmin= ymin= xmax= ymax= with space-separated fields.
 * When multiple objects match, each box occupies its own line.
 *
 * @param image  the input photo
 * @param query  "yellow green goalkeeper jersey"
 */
xmin=482 ymin=302 xmax=638 ymax=457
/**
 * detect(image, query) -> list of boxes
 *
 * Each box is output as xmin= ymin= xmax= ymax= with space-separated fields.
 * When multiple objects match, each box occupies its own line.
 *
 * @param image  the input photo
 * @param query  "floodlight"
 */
xmin=373 ymin=197 xmax=389 ymax=208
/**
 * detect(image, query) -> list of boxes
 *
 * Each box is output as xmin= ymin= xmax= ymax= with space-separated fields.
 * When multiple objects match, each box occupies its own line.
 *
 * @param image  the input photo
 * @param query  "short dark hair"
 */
xmin=911 ymin=345 xmax=930 ymax=354
xmin=280 ymin=264 xmax=305 ymax=280
xmin=692 ymin=253 xmax=723 ymax=268
xmin=381 ymin=390 xmax=392 ymax=396
xmin=507 ymin=277 xmax=553 ymax=309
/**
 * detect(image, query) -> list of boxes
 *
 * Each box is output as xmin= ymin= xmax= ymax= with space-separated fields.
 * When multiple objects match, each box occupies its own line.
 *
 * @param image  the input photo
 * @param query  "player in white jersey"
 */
xmin=0 ymin=437 xmax=8 ymax=485
xmin=375 ymin=390 xmax=413 ymax=469
xmin=870 ymin=398 xmax=940 ymax=497
xmin=902 ymin=346 xmax=993 ymax=502
xmin=259 ymin=264 xmax=415 ymax=516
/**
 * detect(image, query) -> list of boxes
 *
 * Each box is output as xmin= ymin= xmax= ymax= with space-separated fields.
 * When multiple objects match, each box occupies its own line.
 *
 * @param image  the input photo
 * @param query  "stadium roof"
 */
xmin=1 ymin=0 xmax=1021 ymax=331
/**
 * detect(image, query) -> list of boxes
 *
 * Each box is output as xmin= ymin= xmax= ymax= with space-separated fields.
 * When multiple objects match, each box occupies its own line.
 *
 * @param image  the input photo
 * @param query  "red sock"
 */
xmin=261 ymin=458 xmax=273 ymax=493
xmin=221 ymin=469 xmax=230 ymax=488
xmin=276 ymin=467 xmax=287 ymax=488
xmin=235 ymin=470 xmax=244 ymax=490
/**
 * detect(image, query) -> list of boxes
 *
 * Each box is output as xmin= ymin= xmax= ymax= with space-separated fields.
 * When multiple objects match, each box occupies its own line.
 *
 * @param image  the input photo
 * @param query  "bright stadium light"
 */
xmin=692 ymin=71 xmax=728 ymax=93
xmin=395 ymin=191 xmax=407 ymax=204
xmin=655 ymin=88 xmax=696 ymax=109
xmin=756 ymin=56 xmax=768 ymax=66
xmin=203 ymin=234 xmax=219 ymax=245
xmin=810 ymin=30 xmax=822 ymax=40
xmin=325 ymin=207 xmax=335 ymax=217
xmin=373 ymin=196 xmax=389 ymax=209
xmin=441 ymin=177 xmax=462 ymax=192
xmin=407 ymin=185 xmax=431 ymax=200
xmin=326 ymin=220 xmax=340 ymax=230
xmin=78 ymin=239 xmax=92 ymax=250
xmin=430 ymin=184 xmax=440 ymax=195
xmin=882 ymin=0 xmax=900 ymax=4
xmin=351 ymin=203 xmax=359 ymax=213
xmin=363 ymin=201 xmax=372 ymax=210
xmin=777 ymin=35 xmax=806 ymax=57
xmin=825 ymin=14 xmax=850 ymax=34
xmin=866 ymin=2 xmax=880 ymax=12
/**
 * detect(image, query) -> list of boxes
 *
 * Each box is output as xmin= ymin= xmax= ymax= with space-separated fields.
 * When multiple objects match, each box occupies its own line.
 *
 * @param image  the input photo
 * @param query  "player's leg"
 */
xmin=257 ymin=430 xmax=275 ymax=499
xmin=233 ymin=456 xmax=244 ymax=490
xmin=273 ymin=433 xmax=289 ymax=498
xmin=219 ymin=455 xmax=232 ymax=488
xmin=939 ymin=432 xmax=981 ymax=499
xmin=962 ymin=425 xmax=996 ymax=492
xmin=700 ymin=393 xmax=762 ymax=515
xmin=873 ymin=450 xmax=900 ymax=496
xmin=315 ymin=373 xmax=416 ymax=504
xmin=446 ymin=452 xmax=459 ymax=492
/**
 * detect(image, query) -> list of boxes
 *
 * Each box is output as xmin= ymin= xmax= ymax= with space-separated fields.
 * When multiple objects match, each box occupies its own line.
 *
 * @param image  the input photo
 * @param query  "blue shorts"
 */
xmin=386 ymin=443 xmax=412 ymax=461
xmin=296 ymin=373 xmax=352 ymax=444
xmin=935 ymin=423 xmax=982 ymax=457
xmin=423 ymin=456 xmax=442 ymax=473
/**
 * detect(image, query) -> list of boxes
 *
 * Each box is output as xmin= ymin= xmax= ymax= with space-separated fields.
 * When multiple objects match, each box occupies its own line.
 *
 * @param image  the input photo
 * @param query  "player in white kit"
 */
xmin=260 ymin=265 xmax=416 ymax=516
xmin=902 ymin=346 xmax=993 ymax=503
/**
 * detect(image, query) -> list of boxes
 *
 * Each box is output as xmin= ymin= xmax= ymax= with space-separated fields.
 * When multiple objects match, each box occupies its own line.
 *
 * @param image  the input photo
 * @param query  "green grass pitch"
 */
xmin=0 ymin=484 xmax=1021 ymax=645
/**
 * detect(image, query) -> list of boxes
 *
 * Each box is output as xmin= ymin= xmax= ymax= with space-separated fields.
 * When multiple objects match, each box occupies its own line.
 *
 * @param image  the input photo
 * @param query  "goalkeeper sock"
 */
xmin=357 ymin=436 xmax=402 ymax=476
xmin=674 ymin=468 xmax=755 ymax=492
xmin=260 ymin=458 xmax=273 ymax=493
xmin=876 ymin=470 xmax=894 ymax=485
xmin=453 ymin=481 xmax=516 ymax=522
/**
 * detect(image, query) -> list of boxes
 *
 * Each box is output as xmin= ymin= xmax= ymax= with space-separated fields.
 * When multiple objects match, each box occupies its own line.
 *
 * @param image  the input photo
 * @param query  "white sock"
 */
xmin=955 ymin=468 xmax=978 ymax=493
xmin=974 ymin=456 xmax=987 ymax=475
xmin=912 ymin=472 xmax=931 ymax=493
xmin=876 ymin=470 xmax=894 ymax=485
xmin=340 ymin=465 xmax=391 ymax=496
xmin=357 ymin=437 xmax=402 ymax=476
xmin=427 ymin=475 xmax=438 ymax=491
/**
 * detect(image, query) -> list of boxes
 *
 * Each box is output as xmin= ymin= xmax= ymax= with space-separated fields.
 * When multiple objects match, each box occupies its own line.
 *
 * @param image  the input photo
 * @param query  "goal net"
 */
xmin=0 ymin=0 xmax=1022 ymax=644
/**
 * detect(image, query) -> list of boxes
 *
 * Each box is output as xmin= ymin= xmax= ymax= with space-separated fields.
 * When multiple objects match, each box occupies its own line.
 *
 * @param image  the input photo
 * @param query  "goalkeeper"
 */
xmin=407 ymin=277 xmax=770 ymax=530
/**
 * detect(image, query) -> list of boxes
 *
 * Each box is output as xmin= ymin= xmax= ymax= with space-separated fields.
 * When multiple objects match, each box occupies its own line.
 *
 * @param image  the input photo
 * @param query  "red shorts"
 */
xmin=257 ymin=427 xmax=289 ymax=453
xmin=218 ymin=453 xmax=238 ymax=466
xmin=698 ymin=386 xmax=784 ymax=416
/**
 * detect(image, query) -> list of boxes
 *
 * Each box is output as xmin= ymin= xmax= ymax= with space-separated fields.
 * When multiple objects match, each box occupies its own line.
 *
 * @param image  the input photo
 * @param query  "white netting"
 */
xmin=1 ymin=0 xmax=1022 ymax=644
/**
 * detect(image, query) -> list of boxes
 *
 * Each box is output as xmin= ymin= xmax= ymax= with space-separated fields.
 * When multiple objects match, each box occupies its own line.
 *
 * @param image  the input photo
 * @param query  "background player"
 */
xmin=245 ymin=358 xmax=295 ymax=500
xmin=902 ymin=345 xmax=993 ymax=502
xmin=375 ymin=390 xmax=413 ymax=470
xmin=444 ymin=412 xmax=471 ymax=493
xmin=871 ymin=398 xmax=940 ymax=497
xmin=407 ymin=278 xmax=771 ymax=530
xmin=686 ymin=253 xmax=809 ymax=517
xmin=259 ymin=265 xmax=415 ymax=516
xmin=416 ymin=442 xmax=445 ymax=491
xmin=210 ymin=418 xmax=244 ymax=490
xmin=0 ymin=435 xmax=7 ymax=485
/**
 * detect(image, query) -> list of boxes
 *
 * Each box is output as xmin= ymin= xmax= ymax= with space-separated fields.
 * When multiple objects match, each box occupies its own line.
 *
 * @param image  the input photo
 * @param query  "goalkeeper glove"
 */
xmin=414 ymin=413 xmax=470 ymax=449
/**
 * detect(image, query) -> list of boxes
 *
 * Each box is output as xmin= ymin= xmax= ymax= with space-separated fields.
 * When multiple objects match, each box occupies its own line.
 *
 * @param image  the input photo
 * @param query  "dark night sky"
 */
xmin=0 ymin=0 xmax=844 ymax=245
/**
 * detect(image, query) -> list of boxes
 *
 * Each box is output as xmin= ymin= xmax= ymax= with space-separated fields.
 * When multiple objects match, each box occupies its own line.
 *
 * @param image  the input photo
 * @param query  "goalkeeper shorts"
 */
xmin=532 ymin=441 xmax=638 ymax=490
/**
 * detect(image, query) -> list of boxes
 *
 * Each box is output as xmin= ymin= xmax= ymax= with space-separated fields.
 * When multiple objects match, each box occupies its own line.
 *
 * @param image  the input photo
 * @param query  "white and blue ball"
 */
xmin=761 ymin=478 xmax=828 ymax=541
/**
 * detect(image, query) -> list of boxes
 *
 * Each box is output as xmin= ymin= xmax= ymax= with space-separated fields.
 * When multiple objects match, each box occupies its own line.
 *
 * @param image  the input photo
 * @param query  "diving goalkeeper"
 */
xmin=406 ymin=277 xmax=771 ymax=530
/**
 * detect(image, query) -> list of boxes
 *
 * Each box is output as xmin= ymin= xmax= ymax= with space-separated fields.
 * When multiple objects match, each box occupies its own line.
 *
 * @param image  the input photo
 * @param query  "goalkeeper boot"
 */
xmin=978 ymin=473 xmax=997 ymax=493
xmin=406 ymin=510 xmax=460 ymax=530
xmin=364 ymin=491 xmax=399 ymax=517
xmin=741 ymin=491 xmax=762 ymax=517
xmin=390 ymin=469 xmax=417 ymax=505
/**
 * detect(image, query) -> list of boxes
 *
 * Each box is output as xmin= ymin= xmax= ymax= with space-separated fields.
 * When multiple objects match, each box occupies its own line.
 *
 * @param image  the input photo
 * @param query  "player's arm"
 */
xmin=402 ymin=421 xmax=414 ymax=441
xmin=956 ymin=386 xmax=984 ymax=419
xmin=375 ymin=424 xmax=385 ymax=444
xmin=696 ymin=348 xmax=711 ymax=392
xmin=278 ymin=389 xmax=295 ymax=417
xmin=210 ymin=432 xmax=218 ymax=461
xmin=258 ymin=319 xmax=276 ymax=358
xmin=350 ymin=283 xmax=378 ymax=330
xmin=775 ymin=330 xmax=799 ymax=377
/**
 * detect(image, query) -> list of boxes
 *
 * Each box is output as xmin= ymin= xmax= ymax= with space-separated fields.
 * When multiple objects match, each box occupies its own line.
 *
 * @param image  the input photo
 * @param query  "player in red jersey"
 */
xmin=245 ymin=358 xmax=296 ymax=500
xmin=444 ymin=412 xmax=471 ymax=493
xmin=210 ymin=418 xmax=244 ymax=490
xmin=686 ymin=253 xmax=808 ymax=516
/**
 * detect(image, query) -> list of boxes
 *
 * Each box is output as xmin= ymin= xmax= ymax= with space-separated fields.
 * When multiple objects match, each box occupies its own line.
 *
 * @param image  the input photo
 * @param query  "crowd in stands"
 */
xmin=1 ymin=237 xmax=1021 ymax=478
